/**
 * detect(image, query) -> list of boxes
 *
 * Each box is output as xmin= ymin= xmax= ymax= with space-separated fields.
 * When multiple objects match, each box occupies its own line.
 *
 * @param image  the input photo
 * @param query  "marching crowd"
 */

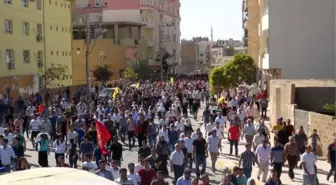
xmin=0 ymin=77 xmax=335 ymax=185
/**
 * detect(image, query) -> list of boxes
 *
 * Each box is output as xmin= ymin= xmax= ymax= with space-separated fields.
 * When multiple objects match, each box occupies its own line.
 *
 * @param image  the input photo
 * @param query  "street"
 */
xmin=23 ymin=103 xmax=334 ymax=185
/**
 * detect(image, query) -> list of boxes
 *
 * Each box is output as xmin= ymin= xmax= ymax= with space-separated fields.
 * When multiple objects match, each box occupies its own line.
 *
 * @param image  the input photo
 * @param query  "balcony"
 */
xmin=243 ymin=18 xmax=248 ymax=29
xmin=243 ymin=37 xmax=248 ymax=47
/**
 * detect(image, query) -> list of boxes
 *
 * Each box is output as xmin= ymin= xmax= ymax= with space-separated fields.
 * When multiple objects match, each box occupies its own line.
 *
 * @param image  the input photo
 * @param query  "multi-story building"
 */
xmin=72 ymin=22 xmax=148 ymax=85
xmin=243 ymin=0 xmax=336 ymax=84
xmin=210 ymin=47 xmax=233 ymax=67
xmin=0 ymin=0 xmax=72 ymax=96
xmin=72 ymin=0 xmax=181 ymax=70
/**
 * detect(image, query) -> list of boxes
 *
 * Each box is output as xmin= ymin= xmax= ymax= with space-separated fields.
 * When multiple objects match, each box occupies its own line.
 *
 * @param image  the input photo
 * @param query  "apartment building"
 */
xmin=0 ymin=0 xmax=72 ymax=96
xmin=243 ymin=0 xmax=336 ymax=83
xmin=72 ymin=0 xmax=181 ymax=68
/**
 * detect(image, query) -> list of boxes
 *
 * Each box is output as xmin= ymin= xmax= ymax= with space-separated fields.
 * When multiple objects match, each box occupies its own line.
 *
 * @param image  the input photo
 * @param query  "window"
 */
xmin=65 ymin=51 xmax=68 ymax=56
xmin=51 ymin=50 xmax=53 ymax=55
xmin=55 ymin=1 xmax=57 ymax=5
xmin=61 ymin=3 xmax=63 ymax=7
xmin=5 ymin=49 xmax=14 ymax=64
xmin=65 ymin=27 xmax=67 ymax=32
xmin=56 ymin=51 xmax=59 ymax=55
xmin=95 ymin=0 xmax=102 ymax=7
xmin=37 ymin=50 xmax=43 ymax=64
xmin=37 ymin=0 xmax=41 ymax=9
xmin=49 ymin=0 xmax=51 ymax=4
xmin=62 ymin=51 xmax=64 ymax=56
xmin=23 ymin=50 xmax=30 ymax=63
xmin=22 ymin=22 xmax=29 ymax=35
xmin=4 ymin=19 xmax=13 ymax=34
xmin=99 ymin=51 xmax=106 ymax=60
xmin=50 ymin=25 xmax=52 ymax=30
xmin=22 ymin=0 xmax=28 ymax=7
xmin=61 ymin=27 xmax=64 ymax=32
xmin=69 ymin=51 xmax=71 ymax=56
xmin=37 ymin=23 xmax=42 ymax=36
xmin=4 ymin=0 xmax=11 ymax=4
xmin=56 ymin=26 xmax=58 ymax=31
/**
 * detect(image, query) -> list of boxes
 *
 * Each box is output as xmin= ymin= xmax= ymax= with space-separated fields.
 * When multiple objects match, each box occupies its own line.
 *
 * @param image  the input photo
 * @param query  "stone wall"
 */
xmin=294 ymin=109 xmax=309 ymax=134
xmin=269 ymin=79 xmax=336 ymax=127
xmin=293 ymin=109 xmax=336 ymax=157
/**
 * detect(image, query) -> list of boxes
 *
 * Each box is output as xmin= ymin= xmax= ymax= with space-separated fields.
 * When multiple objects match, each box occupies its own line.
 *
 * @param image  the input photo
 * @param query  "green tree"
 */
xmin=91 ymin=64 xmax=113 ymax=84
xmin=130 ymin=59 xmax=151 ymax=79
xmin=124 ymin=67 xmax=137 ymax=80
xmin=43 ymin=64 xmax=67 ymax=86
xmin=223 ymin=54 xmax=257 ymax=86
xmin=155 ymin=51 xmax=171 ymax=74
xmin=209 ymin=54 xmax=257 ymax=93
xmin=209 ymin=66 xmax=229 ymax=94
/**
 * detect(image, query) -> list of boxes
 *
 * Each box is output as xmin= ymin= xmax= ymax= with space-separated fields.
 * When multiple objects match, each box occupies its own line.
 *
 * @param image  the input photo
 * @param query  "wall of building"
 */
xmin=269 ymin=0 xmax=336 ymax=79
xmin=0 ymin=75 xmax=37 ymax=99
xmin=293 ymin=109 xmax=336 ymax=157
xmin=181 ymin=44 xmax=196 ymax=65
xmin=72 ymin=40 xmax=126 ymax=85
xmin=269 ymin=79 xmax=336 ymax=128
xmin=45 ymin=0 xmax=73 ymax=88
xmin=247 ymin=0 xmax=260 ymax=63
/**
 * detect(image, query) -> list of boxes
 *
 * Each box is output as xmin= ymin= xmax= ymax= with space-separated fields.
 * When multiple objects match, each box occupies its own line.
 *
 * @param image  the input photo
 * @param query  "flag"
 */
xmin=96 ymin=120 xmax=111 ymax=155
xmin=170 ymin=77 xmax=174 ymax=85
xmin=135 ymin=82 xmax=140 ymax=88
xmin=217 ymin=96 xmax=224 ymax=103
xmin=112 ymin=87 xmax=119 ymax=99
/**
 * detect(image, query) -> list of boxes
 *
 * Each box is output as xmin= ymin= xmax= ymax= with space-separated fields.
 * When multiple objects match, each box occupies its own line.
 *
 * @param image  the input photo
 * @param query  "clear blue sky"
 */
xmin=180 ymin=0 xmax=242 ymax=40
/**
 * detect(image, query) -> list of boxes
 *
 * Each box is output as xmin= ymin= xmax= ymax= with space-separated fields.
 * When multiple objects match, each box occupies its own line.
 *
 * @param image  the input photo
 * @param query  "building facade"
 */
xmin=210 ymin=48 xmax=233 ymax=67
xmin=243 ymin=0 xmax=336 ymax=83
xmin=72 ymin=22 xmax=151 ymax=85
xmin=72 ymin=0 xmax=181 ymax=67
xmin=0 ymin=0 xmax=72 ymax=96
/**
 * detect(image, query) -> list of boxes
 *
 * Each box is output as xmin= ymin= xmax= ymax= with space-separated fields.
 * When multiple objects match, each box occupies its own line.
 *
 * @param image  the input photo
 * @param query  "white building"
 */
xmin=261 ymin=0 xmax=336 ymax=80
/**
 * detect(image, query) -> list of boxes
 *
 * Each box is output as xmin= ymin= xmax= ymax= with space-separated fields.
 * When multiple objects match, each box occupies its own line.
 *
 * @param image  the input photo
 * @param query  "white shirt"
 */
xmin=82 ymin=161 xmax=98 ymax=172
xmin=175 ymin=121 xmax=184 ymax=132
xmin=26 ymin=106 xmax=36 ymax=116
xmin=170 ymin=150 xmax=185 ymax=165
xmin=0 ymin=145 xmax=16 ymax=165
xmin=3 ymin=133 xmax=14 ymax=146
xmin=158 ymin=130 xmax=169 ymax=142
xmin=207 ymin=136 xmax=220 ymax=153
xmin=255 ymin=144 xmax=271 ymax=164
xmin=134 ymin=163 xmax=145 ymax=173
xmin=127 ymin=173 xmax=141 ymax=185
xmin=183 ymin=137 xmax=194 ymax=153
xmin=215 ymin=116 xmax=225 ymax=127
xmin=30 ymin=119 xmax=41 ymax=132
xmin=110 ymin=167 xmax=120 ymax=179
xmin=243 ymin=124 xmax=256 ymax=136
xmin=215 ymin=127 xmax=223 ymax=139
xmin=301 ymin=152 xmax=316 ymax=175
xmin=53 ymin=140 xmax=67 ymax=154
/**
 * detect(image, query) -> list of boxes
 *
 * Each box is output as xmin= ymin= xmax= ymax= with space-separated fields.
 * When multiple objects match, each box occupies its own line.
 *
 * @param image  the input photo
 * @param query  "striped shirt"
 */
xmin=284 ymin=142 xmax=299 ymax=156
xmin=240 ymin=150 xmax=256 ymax=168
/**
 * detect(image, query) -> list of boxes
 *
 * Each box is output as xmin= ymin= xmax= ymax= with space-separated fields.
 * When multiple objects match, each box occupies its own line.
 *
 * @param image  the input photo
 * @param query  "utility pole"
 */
xmin=159 ymin=22 xmax=174 ymax=79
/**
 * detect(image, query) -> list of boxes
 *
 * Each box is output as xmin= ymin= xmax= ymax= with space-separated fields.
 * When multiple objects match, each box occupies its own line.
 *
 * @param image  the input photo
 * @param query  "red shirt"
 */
xmin=138 ymin=168 xmax=156 ymax=185
xmin=228 ymin=125 xmax=240 ymax=140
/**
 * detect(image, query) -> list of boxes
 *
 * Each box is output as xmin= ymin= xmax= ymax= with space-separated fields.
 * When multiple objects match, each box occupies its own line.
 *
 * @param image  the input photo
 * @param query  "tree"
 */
xmin=155 ymin=51 xmax=171 ymax=74
xmin=209 ymin=66 xmax=229 ymax=94
xmin=124 ymin=67 xmax=137 ymax=80
xmin=223 ymin=54 xmax=257 ymax=86
xmin=209 ymin=54 xmax=257 ymax=93
xmin=91 ymin=64 xmax=113 ymax=84
xmin=129 ymin=59 xmax=151 ymax=79
xmin=43 ymin=64 xmax=67 ymax=86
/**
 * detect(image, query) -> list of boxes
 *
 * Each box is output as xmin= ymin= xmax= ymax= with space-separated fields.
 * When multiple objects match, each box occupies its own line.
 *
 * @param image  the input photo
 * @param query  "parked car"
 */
xmin=98 ymin=88 xmax=116 ymax=98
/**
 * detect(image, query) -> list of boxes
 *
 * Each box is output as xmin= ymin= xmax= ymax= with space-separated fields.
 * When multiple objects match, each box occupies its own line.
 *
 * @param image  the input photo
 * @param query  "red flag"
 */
xmin=96 ymin=120 xmax=111 ymax=155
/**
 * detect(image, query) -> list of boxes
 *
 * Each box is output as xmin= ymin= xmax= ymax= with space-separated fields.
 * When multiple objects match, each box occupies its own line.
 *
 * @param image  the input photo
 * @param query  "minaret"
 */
xmin=211 ymin=25 xmax=214 ymax=43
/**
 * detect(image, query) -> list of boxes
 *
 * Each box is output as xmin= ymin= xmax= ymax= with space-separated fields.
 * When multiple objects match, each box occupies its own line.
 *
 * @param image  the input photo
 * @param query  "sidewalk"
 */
xmin=199 ymin=120 xmax=333 ymax=185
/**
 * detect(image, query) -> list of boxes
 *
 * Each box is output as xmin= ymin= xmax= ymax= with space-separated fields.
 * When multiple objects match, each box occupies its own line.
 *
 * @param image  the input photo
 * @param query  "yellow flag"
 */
xmin=170 ymin=77 xmax=174 ymax=85
xmin=112 ymin=87 xmax=119 ymax=99
xmin=135 ymin=82 xmax=140 ymax=88
xmin=217 ymin=96 xmax=224 ymax=103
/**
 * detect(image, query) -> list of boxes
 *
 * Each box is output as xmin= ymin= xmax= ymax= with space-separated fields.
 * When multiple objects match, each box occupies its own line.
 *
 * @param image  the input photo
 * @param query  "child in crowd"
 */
xmin=308 ymin=129 xmax=321 ymax=154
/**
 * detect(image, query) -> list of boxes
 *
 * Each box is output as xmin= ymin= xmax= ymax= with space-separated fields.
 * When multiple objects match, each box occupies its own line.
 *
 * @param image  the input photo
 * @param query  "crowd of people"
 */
xmin=0 ymin=77 xmax=334 ymax=185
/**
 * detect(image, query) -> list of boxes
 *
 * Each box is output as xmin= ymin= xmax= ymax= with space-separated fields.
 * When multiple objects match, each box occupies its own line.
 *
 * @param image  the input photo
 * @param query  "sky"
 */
xmin=180 ymin=0 xmax=242 ymax=40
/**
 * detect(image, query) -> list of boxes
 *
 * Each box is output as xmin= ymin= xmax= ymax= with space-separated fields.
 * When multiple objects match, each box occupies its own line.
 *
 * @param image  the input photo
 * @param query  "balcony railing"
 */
xmin=243 ymin=0 xmax=248 ymax=12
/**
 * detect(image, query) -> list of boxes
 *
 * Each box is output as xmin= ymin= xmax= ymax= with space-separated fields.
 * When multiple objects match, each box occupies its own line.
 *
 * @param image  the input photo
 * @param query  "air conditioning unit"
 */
xmin=9 ymin=62 xmax=16 ymax=69
xmin=5 ymin=29 xmax=11 ymax=33
xmin=23 ymin=2 xmax=28 ymax=7
xmin=38 ymin=62 xmax=43 ymax=68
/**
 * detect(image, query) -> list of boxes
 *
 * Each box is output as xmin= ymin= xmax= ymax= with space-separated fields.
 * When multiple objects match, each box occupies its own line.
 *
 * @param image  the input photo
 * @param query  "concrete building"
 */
xmin=0 ymin=0 xmax=72 ymax=96
xmin=210 ymin=48 xmax=233 ymax=67
xmin=243 ymin=0 xmax=336 ymax=83
xmin=72 ymin=21 xmax=154 ymax=85
xmin=72 ymin=0 xmax=181 ymax=68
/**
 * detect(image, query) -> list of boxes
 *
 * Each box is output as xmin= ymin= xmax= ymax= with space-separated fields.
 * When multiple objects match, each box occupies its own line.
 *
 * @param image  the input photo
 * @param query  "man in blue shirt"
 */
xmin=176 ymin=168 xmax=192 ymax=185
